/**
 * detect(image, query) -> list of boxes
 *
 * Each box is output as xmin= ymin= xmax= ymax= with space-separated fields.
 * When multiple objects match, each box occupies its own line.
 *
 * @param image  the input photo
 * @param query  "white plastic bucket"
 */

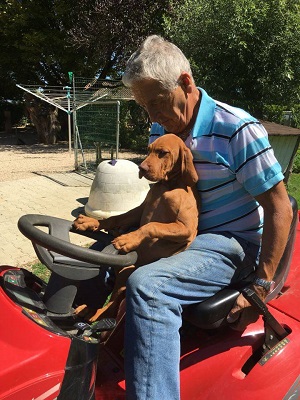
xmin=85 ymin=159 xmax=150 ymax=219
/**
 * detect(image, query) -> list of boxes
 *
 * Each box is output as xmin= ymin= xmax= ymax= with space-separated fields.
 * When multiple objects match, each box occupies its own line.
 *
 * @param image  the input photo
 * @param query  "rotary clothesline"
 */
xmin=15 ymin=84 xmax=110 ymax=114
xmin=16 ymin=77 xmax=134 ymax=168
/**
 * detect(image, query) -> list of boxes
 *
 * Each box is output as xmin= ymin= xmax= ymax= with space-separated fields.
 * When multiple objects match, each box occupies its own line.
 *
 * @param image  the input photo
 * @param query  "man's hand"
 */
xmin=226 ymin=285 xmax=267 ymax=331
xmin=73 ymin=214 xmax=100 ymax=231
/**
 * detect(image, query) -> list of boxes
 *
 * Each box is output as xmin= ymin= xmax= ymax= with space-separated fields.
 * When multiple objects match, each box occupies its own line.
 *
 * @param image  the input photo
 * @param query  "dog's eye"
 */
xmin=157 ymin=150 xmax=169 ymax=158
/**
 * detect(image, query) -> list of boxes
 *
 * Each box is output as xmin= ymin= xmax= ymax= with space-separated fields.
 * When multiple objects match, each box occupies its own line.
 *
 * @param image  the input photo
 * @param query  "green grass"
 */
xmin=287 ymin=173 xmax=300 ymax=206
xmin=31 ymin=261 xmax=50 ymax=283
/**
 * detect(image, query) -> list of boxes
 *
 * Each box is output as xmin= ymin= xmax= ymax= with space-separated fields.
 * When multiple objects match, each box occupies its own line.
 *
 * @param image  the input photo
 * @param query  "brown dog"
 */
xmin=74 ymin=134 xmax=199 ymax=321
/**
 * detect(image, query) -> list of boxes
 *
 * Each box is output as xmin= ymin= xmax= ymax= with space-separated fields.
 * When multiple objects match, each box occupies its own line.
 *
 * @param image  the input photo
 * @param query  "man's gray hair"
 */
xmin=122 ymin=35 xmax=193 ymax=91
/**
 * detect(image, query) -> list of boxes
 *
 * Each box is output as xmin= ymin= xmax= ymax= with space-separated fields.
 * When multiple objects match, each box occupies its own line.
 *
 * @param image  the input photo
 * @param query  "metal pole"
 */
xmin=116 ymin=101 xmax=120 ymax=159
xmin=63 ymin=86 xmax=72 ymax=155
xmin=72 ymin=74 xmax=79 ymax=170
xmin=16 ymin=84 xmax=68 ymax=113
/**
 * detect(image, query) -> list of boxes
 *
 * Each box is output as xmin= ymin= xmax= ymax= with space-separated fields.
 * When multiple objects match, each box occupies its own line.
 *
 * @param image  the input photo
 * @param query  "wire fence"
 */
xmin=17 ymin=76 xmax=148 ymax=173
xmin=73 ymin=76 xmax=145 ymax=172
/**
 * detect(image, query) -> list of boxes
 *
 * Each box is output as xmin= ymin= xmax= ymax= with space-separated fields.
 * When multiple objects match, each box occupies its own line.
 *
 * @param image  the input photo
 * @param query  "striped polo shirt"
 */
xmin=149 ymin=88 xmax=284 ymax=245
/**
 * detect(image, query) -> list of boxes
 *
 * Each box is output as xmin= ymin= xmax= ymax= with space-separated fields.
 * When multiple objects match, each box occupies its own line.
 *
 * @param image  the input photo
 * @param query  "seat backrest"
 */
xmin=183 ymin=195 xmax=298 ymax=329
xmin=265 ymin=195 xmax=298 ymax=302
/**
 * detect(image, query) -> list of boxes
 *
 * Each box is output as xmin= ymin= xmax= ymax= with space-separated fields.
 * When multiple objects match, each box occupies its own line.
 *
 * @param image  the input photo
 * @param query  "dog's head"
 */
xmin=139 ymin=134 xmax=198 ymax=187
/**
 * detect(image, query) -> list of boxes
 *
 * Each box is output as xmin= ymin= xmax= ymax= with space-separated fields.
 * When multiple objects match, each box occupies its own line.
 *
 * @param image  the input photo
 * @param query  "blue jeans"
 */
xmin=124 ymin=232 xmax=260 ymax=400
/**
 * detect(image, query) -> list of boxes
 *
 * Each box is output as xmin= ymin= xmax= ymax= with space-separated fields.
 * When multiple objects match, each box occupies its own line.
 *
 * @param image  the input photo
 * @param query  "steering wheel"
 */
xmin=18 ymin=214 xmax=137 ymax=268
xmin=18 ymin=214 xmax=138 ymax=315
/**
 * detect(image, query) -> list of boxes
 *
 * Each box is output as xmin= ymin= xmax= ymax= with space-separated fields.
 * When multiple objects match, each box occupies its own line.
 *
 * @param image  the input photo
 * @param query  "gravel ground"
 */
xmin=0 ymin=143 xmax=74 ymax=182
xmin=0 ymin=130 xmax=146 ymax=182
xmin=0 ymin=131 xmax=74 ymax=182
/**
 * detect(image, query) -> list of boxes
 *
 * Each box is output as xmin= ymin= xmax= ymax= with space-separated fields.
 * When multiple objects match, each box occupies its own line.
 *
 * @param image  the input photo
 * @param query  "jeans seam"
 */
xmin=143 ymin=272 xmax=183 ymax=400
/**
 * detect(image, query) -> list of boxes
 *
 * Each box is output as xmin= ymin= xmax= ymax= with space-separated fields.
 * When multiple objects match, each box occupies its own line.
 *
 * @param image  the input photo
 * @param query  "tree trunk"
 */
xmin=24 ymin=94 xmax=61 ymax=144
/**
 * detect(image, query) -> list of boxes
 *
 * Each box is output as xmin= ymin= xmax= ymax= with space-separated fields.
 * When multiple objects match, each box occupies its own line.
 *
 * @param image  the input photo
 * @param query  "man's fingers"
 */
xmin=229 ymin=307 xmax=260 ymax=331
xmin=226 ymin=293 xmax=260 ymax=331
xmin=226 ymin=294 xmax=249 ymax=324
xmin=227 ymin=311 xmax=240 ymax=324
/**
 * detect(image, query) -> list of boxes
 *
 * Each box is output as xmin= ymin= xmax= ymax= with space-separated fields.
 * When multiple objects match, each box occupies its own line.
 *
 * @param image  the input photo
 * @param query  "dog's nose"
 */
xmin=139 ymin=162 xmax=149 ymax=173
xmin=139 ymin=162 xmax=149 ymax=179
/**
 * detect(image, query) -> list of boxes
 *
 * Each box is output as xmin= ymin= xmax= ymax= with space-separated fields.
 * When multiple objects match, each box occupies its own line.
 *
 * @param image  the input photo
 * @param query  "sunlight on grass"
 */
xmin=287 ymin=173 xmax=300 ymax=206
xmin=31 ymin=261 xmax=50 ymax=283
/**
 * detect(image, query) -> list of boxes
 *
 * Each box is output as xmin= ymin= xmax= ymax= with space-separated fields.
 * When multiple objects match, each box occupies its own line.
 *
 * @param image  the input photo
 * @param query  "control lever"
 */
xmin=90 ymin=318 xmax=117 ymax=333
xmin=74 ymin=318 xmax=116 ymax=337
xmin=242 ymin=287 xmax=288 ymax=350
xmin=74 ymin=321 xmax=92 ymax=336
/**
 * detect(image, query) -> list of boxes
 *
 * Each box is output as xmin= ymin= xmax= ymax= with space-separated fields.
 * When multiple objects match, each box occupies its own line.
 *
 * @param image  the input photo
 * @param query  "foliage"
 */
xmin=290 ymin=105 xmax=300 ymax=129
xmin=30 ymin=261 xmax=50 ymax=283
xmin=164 ymin=0 xmax=300 ymax=117
xmin=68 ymin=0 xmax=171 ymax=79
xmin=287 ymin=172 xmax=300 ymax=206
xmin=0 ymin=1 xmax=86 ymax=99
xmin=1 ymin=0 xmax=300 ymax=146
xmin=263 ymin=104 xmax=300 ymax=129
xmin=292 ymin=149 xmax=300 ymax=174
xmin=0 ymin=0 xmax=171 ymax=102
xmin=119 ymin=101 xmax=150 ymax=151
xmin=0 ymin=0 xmax=172 ymax=143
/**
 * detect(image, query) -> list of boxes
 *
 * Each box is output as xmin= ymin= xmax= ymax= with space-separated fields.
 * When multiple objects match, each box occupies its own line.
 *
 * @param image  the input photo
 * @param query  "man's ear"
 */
xmin=179 ymin=72 xmax=193 ymax=94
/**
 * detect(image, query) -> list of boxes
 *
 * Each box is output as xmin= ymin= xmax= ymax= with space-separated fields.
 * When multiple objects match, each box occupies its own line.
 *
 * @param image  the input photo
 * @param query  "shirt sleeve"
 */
xmin=228 ymin=121 xmax=284 ymax=197
xmin=149 ymin=123 xmax=164 ymax=144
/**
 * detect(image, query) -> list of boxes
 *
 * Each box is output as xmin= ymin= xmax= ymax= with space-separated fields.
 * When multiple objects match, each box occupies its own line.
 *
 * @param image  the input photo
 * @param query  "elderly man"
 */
xmin=121 ymin=35 xmax=293 ymax=399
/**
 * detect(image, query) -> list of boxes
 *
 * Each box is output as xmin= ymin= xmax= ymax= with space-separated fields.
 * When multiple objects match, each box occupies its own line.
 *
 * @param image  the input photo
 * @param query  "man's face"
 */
xmin=131 ymin=78 xmax=189 ymax=134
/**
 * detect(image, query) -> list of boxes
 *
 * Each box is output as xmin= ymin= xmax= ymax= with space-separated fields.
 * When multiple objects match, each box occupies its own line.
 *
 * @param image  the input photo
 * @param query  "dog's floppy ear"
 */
xmin=180 ymin=145 xmax=198 ymax=187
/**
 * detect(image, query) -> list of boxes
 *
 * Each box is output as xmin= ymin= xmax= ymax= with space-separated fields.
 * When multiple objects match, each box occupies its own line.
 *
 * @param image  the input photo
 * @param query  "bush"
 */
xmin=263 ymin=104 xmax=300 ymax=129
xmin=119 ymin=100 xmax=150 ymax=151
xmin=292 ymin=149 xmax=300 ymax=174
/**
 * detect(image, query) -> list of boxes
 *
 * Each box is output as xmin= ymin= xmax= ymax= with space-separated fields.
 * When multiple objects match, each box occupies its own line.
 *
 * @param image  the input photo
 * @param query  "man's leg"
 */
xmin=125 ymin=233 xmax=260 ymax=400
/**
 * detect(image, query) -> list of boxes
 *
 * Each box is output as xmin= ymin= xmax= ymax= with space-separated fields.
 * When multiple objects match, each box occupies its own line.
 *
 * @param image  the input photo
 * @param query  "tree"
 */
xmin=0 ymin=0 xmax=92 ymax=142
xmin=0 ymin=1 xmax=82 ymax=97
xmin=0 ymin=0 xmax=172 ymax=143
xmin=164 ymin=0 xmax=300 ymax=116
xmin=68 ymin=0 xmax=171 ymax=79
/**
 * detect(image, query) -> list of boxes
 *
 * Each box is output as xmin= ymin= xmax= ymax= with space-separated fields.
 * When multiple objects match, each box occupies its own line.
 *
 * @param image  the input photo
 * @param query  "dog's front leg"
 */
xmin=89 ymin=265 xmax=135 ymax=322
xmin=112 ymin=230 xmax=144 ymax=253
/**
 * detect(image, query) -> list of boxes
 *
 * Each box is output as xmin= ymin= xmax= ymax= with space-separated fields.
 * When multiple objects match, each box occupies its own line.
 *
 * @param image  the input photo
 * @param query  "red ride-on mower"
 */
xmin=0 ymin=196 xmax=300 ymax=400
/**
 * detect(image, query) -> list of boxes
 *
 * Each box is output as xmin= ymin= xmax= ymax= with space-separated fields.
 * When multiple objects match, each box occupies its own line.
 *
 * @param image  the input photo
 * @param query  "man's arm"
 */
xmin=227 ymin=180 xmax=293 ymax=330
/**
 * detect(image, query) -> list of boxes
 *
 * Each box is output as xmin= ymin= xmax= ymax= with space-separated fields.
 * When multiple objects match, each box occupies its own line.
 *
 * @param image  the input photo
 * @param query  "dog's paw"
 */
xmin=74 ymin=304 xmax=97 ymax=321
xmin=73 ymin=214 xmax=99 ymax=231
xmin=112 ymin=232 xmax=142 ymax=252
xmin=89 ymin=304 xmax=111 ymax=322
xmin=74 ymin=304 xmax=88 ymax=314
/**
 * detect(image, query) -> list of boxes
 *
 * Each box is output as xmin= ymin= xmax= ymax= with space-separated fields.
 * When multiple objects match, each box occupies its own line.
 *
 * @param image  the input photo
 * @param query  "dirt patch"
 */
xmin=0 ymin=139 xmax=74 ymax=182
xmin=0 ymin=131 xmax=147 ymax=182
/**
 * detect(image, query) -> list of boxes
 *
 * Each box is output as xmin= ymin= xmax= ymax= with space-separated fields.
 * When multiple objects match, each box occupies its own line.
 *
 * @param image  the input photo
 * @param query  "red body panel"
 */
xmin=269 ymin=221 xmax=300 ymax=322
xmin=0 ymin=266 xmax=71 ymax=400
xmin=180 ymin=309 xmax=300 ymax=399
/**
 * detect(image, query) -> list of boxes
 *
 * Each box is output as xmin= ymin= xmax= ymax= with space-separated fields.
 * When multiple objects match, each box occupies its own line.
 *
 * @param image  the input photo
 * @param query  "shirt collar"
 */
xmin=191 ymin=88 xmax=216 ymax=138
